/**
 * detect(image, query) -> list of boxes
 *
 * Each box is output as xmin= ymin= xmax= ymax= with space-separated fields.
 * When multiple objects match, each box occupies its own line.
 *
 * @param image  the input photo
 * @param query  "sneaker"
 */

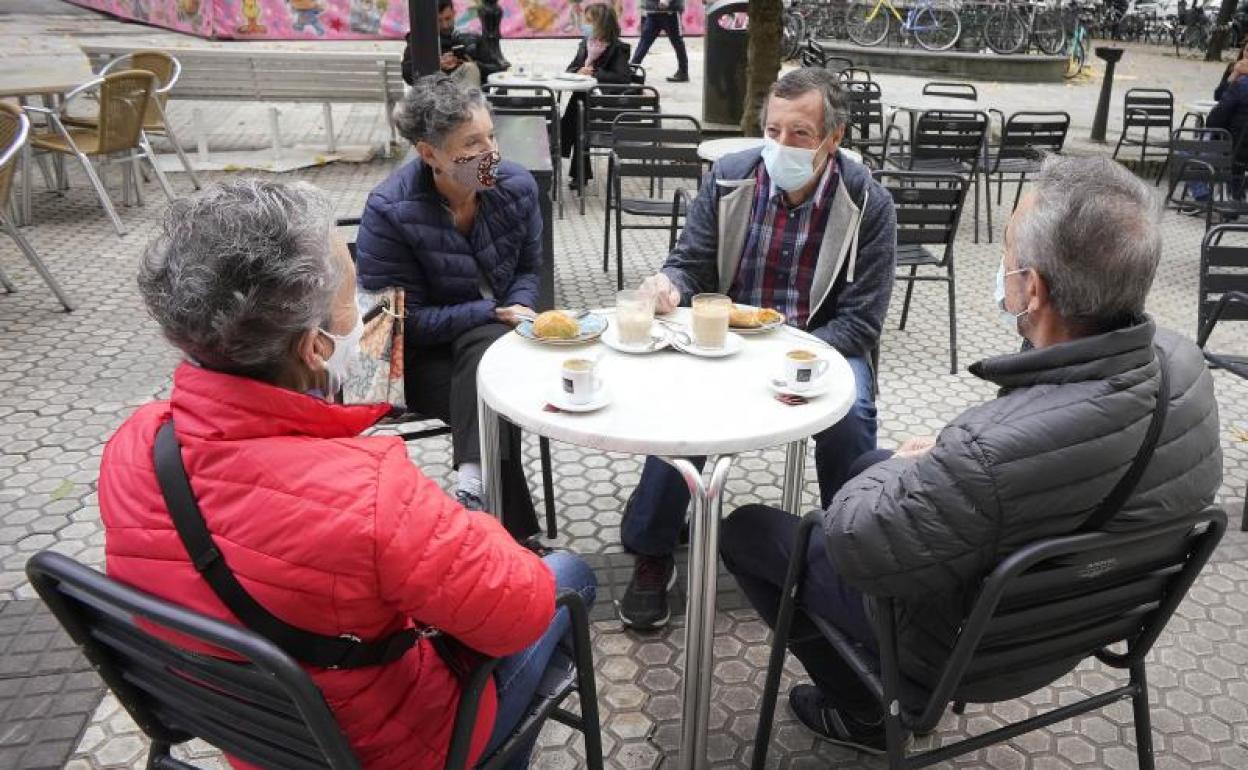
xmin=615 ymin=554 xmax=676 ymax=630
xmin=666 ymin=71 xmax=690 ymax=83
xmin=455 ymin=489 xmax=487 ymax=512
xmin=787 ymin=684 xmax=891 ymax=756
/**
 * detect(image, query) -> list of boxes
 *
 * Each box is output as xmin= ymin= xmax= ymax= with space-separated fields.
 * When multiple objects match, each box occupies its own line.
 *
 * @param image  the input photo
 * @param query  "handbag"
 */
xmin=342 ymin=287 xmax=406 ymax=410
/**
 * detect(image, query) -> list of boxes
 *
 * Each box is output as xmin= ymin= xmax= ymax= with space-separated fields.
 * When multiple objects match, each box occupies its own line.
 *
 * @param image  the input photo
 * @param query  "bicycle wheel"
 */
xmin=846 ymin=1 xmax=891 ymax=46
xmin=984 ymin=6 xmax=1027 ymax=54
xmin=1033 ymin=9 xmax=1066 ymax=54
xmin=912 ymin=2 xmax=962 ymax=51
xmin=1064 ymin=34 xmax=1086 ymax=78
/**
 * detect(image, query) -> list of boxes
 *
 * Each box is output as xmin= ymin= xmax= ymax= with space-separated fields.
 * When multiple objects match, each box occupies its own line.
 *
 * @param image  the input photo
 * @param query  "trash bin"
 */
xmin=703 ymin=0 xmax=750 ymax=128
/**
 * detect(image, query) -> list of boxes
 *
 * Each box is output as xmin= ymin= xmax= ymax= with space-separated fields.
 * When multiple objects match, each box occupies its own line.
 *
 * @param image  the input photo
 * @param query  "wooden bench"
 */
xmin=81 ymin=43 xmax=406 ymax=162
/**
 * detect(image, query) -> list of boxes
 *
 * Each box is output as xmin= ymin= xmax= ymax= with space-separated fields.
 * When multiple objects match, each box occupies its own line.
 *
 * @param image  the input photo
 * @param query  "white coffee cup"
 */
xmin=784 ymin=349 xmax=829 ymax=392
xmin=561 ymin=358 xmax=601 ymax=405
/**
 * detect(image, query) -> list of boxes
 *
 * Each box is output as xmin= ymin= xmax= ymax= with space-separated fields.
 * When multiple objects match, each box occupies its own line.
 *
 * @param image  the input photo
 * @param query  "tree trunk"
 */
xmin=1207 ymin=0 xmax=1238 ymax=61
xmin=741 ymin=0 xmax=784 ymax=136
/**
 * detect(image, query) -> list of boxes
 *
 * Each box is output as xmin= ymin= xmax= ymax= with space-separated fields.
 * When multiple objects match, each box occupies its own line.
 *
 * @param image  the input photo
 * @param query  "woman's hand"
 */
xmin=577 ymin=66 xmax=594 ymax=76
xmin=495 ymin=305 xmax=535 ymax=326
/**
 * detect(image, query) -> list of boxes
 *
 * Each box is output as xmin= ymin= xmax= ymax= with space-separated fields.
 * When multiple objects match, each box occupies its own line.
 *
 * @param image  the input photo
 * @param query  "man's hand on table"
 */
xmin=639 ymin=273 xmax=681 ymax=314
xmin=495 ymin=305 xmax=534 ymax=326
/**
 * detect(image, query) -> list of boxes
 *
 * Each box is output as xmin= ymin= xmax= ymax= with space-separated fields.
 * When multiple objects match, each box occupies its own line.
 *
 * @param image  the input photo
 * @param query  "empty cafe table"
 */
xmin=476 ymin=309 xmax=857 ymax=770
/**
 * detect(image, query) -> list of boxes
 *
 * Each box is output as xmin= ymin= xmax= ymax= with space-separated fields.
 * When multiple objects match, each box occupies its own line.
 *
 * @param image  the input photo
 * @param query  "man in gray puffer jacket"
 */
xmin=721 ymin=155 xmax=1223 ymax=755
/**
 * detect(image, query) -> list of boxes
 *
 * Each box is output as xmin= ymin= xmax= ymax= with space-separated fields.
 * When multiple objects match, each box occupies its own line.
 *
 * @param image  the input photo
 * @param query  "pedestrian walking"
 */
xmin=631 ymin=0 xmax=689 ymax=82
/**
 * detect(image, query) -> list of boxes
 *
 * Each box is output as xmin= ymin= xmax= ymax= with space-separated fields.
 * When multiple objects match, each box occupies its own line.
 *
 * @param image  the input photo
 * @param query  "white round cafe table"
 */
xmin=476 ymin=308 xmax=856 ymax=770
xmin=486 ymin=71 xmax=598 ymax=92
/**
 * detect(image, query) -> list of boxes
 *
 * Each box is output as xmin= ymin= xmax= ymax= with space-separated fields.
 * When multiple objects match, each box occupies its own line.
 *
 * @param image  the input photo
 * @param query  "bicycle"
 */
xmin=845 ymin=0 xmax=962 ymax=51
xmin=984 ymin=0 xmax=1067 ymax=55
xmin=1064 ymin=10 xmax=1089 ymax=78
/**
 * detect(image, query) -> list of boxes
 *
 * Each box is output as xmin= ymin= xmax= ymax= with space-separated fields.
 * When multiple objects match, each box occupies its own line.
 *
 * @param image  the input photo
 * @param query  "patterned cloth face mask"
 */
xmin=447 ymin=149 xmax=501 ymax=191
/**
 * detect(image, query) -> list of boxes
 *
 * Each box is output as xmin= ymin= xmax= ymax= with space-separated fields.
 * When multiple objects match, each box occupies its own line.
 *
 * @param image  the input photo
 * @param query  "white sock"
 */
xmin=457 ymin=463 xmax=484 ymax=499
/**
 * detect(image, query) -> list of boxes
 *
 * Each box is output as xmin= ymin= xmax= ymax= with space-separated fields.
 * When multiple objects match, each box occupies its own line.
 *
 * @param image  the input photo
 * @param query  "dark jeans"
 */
xmin=405 ymin=322 xmax=540 ymax=539
xmin=719 ymin=448 xmax=895 ymax=719
xmin=630 ymin=12 xmax=689 ymax=74
xmin=621 ymin=355 xmax=877 ymax=558
xmin=483 ymin=551 xmax=597 ymax=769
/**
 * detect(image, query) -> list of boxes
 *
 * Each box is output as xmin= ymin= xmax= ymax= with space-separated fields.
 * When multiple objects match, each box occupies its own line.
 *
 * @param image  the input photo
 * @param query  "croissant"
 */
xmin=757 ymin=308 xmax=784 ymax=325
xmin=533 ymin=310 xmax=579 ymax=340
xmin=729 ymin=305 xmax=761 ymax=328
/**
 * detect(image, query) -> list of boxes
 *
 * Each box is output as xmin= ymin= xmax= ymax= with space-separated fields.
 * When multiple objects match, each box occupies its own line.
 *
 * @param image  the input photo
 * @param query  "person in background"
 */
xmin=631 ymin=0 xmax=690 ymax=83
xmin=402 ymin=0 xmax=481 ymax=88
xmin=356 ymin=76 xmax=546 ymax=543
xmin=101 ymin=177 xmax=597 ymax=770
xmin=559 ymin=3 xmax=632 ymax=190
xmin=720 ymin=156 xmax=1221 ymax=755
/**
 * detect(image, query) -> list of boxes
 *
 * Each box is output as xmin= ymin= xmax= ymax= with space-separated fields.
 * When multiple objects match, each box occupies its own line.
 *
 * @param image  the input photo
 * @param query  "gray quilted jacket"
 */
xmin=824 ymin=318 xmax=1222 ymax=686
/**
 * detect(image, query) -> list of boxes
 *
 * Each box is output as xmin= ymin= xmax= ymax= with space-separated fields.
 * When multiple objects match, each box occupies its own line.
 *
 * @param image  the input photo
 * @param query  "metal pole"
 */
xmin=408 ymin=0 xmax=441 ymax=78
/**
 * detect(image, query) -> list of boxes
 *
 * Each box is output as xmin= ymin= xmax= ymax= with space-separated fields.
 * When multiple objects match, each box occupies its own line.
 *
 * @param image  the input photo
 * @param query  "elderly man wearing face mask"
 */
xmin=356 ymin=75 xmax=544 ymax=541
xmin=718 ymin=156 xmax=1223 ymax=755
xmin=614 ymin=67 xmax=898 ymax=631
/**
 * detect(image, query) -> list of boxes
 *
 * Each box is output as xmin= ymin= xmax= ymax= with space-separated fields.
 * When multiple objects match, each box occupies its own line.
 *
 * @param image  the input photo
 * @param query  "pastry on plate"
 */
xmin=729 ymin=305 xmax=762 ymax=328
xmin=756 ymin=307 xmax=784 ymax=325
xmin=533 ymin=310 xmax=579 ymax=339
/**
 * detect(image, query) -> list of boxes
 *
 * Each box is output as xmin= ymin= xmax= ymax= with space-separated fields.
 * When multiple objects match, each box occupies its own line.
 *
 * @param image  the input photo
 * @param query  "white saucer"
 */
xmin=670 ymin=331 xmax=744 ymax=358
xmin=548 ymin=385 xmax=611 ymax=413
xmin=601 ymin=323 xmax=669 ymax=354
xmin=768 ymin=375 xmax=832 ymax=398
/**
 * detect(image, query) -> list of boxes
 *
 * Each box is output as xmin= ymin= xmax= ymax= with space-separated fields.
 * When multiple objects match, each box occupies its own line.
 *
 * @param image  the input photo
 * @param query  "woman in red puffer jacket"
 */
xmin=99 ymin=178 xmax=596 ymax=770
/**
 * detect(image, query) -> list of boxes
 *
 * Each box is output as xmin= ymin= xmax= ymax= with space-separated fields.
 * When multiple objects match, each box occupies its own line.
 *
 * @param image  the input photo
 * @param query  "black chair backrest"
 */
xmin=997 ymin=110 xmax=1070 ymax=161
xmin=913 ymin=109 xmax=989 ymax=170
xmin=586 ymin=85 xmax=660 ymax=148
xmin=873 ymin=170 xmax=969 ymax=266
xmin=898 ymin=508 xmax=1226 ymax=731
xmin=839 ymin=66 xmax=873 ymax=83
xmin=609 ymin=112 xmax=703 ymax=186
xmin=1199 ymin=224 xmax=1248 ymax=333
xmin=26 ymin=551 xmax=361 ymax=770
xmin=1167 ymin=127 xmax=1234 ymax=189
xmin=845 ymin=80 xmax=885 ymax=146
xmin=923 ymin=81 xmax=977 ymax=101
xmin=483 ymin=85 xmax=558 ymax=152
xmin=1123 ymin=88 xmax=1174 ymax=130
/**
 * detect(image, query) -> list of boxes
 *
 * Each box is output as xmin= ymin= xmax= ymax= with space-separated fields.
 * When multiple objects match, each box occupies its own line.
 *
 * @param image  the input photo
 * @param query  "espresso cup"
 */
xmin=561 ymin=358 xmax=601 ymax=405
xmin=784 ymin=349 xmax=829 ymax=392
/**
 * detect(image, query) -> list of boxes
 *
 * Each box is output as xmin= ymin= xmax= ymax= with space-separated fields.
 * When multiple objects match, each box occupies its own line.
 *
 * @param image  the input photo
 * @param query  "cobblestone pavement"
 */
xmin=3 ymin=7 xmax=1248 ymax=770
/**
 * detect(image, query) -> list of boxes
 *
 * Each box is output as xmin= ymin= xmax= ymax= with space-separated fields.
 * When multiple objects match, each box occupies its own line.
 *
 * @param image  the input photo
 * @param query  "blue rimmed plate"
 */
xmin=515 ymin=313 xmax=608 ymax=345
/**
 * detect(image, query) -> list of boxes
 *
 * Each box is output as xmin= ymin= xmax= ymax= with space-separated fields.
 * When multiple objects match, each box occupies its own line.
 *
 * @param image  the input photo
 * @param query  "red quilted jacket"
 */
xmin=99 ymin=363 xmax=556 ymax=769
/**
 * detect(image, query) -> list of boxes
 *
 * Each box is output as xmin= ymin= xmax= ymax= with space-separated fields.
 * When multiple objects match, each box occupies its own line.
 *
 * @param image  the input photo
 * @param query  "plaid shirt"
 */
xmin=729 ymin=160 xmax=839 ymax=329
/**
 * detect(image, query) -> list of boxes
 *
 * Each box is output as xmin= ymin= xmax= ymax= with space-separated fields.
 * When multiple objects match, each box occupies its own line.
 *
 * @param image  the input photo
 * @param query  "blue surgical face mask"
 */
xmin=580 ymin=23 xmax=594 ymax=38
xmin=994 ymin=259 xmax=1030 ymax=334
xmin=761 ymin=136 xmax=826 ymax=192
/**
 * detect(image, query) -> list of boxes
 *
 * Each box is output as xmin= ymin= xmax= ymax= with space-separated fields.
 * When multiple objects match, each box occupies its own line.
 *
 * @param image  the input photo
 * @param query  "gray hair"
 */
xmin=393 ymin=74 xmax=489 ymax=147
xmin=760 ymin=67 xmax=850 ymax=137
xmin=137 ymin=178 xmax=341 ymax=379
xmin=1012 ymin=156 xmax=1161 ymax=328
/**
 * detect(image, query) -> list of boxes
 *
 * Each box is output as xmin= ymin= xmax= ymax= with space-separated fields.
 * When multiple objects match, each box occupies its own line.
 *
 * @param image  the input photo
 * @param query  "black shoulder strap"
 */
xmin=153 ymin=421 xmax=420 ymax=669
xmin=1079 ymin=348 xmax=1170 ymax=533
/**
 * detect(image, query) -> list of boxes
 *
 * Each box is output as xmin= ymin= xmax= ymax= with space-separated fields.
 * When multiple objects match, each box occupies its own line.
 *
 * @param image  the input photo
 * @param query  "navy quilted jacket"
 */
xmin=356 ymin=158 xmax=542 ymax=346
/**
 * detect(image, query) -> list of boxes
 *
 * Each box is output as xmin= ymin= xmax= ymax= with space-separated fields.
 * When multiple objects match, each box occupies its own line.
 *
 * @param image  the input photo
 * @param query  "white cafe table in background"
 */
xmin=476 ymin=308 xmax=856 ymax=770
xmin=486 ymin=71 xmax=598 ymax=93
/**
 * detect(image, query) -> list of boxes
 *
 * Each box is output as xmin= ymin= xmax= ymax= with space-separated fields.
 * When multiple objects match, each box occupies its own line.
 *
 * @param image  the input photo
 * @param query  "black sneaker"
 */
xmin=615 ymin=554 xmax=676 ymax=630
xmin=455 ymin=489 xmax=486 ymax=512
xmin=666 ymin=71 xmax=690 ymax=83
xmin=788 ymin=684 xmax=892 ymax=756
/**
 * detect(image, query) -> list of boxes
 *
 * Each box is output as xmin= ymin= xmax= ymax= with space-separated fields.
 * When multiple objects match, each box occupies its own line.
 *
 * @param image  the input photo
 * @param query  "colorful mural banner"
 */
xmin=65 ymin=0 xmax=707 ymax=40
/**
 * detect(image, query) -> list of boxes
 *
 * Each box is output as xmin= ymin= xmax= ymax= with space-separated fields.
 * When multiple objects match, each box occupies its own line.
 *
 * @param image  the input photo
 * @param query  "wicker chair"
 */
xmin=24 ymin=69 xmax=165 ymax=236
xmin=67 ymin=50 xmax=201 ymax=191
xmin=0 ymin=103 xmax=73 ymax=311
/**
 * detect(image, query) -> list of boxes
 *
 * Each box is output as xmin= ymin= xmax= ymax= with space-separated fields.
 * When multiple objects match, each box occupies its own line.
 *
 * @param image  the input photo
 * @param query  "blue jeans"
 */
xmin=482 ymin=551 xmax=597 ymax=769
xmin=630 ymin=12 xmax=689 ymax=74
xmin=621 ymin=355 xmax=877 ymax=557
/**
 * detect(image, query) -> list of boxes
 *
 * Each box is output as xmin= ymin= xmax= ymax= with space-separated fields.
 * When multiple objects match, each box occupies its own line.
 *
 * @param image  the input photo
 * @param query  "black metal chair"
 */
xmin=603 ymin=113 xmax=702 ymax=290
xmin=752 ymin=506 xmax=1227 ymax=770
xmin=876 ymin=171 xmax=970 ymax=374
xmin=581 ymin=84 xmax=661 ymax=208
xmin=336 ymin=217 xmax=559 ymax=538
xmin=1165 ymin=129 xmax=1248 ymax=228
xmin=983 ymin=111 xmax=1070 ymax=219
xmin=922 ymin=81 xmax=977 ymax=101
xmin=844 ymin=80 xmax=893 ymax=168
xmin=26 ymin=551 xmax=604 ymax=770
xmin=885 ymin=110 xmax=990 ymax=245
xmin=1197 ymin=225 xmax=1248 ymax=530
xmin=1112 ymin=88 xmax=1174 ymax=175
xmin=484 ymin=85 xmax=563 ymax=218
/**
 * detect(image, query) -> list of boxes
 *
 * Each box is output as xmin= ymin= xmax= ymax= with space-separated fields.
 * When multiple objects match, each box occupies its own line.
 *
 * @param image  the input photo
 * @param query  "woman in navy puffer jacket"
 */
xmin=356 ymin=75 xmax=541 ymax=539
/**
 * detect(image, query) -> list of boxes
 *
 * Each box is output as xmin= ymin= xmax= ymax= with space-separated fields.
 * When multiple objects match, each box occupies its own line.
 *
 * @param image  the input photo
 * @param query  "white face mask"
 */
xmin=761 ymin=136 xmax=827 ymax=192
xmin=994 ymin=260 xmax=1030 ymax=334
xmin=318 ymin=316 xmax=364 ymax=401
